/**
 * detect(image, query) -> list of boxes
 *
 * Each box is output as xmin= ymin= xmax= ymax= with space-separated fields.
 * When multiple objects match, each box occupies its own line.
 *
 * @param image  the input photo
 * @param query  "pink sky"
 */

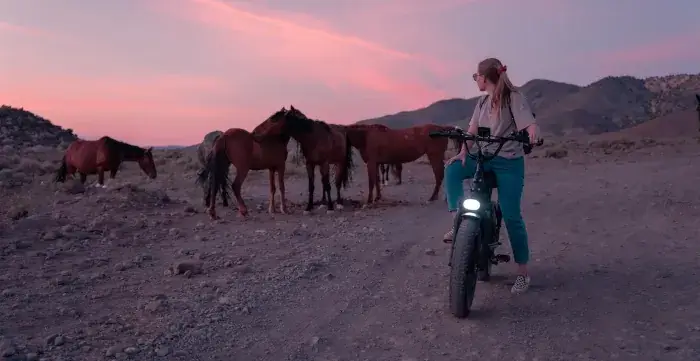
xmin=1 ymin=0 xmax=699 ymax=145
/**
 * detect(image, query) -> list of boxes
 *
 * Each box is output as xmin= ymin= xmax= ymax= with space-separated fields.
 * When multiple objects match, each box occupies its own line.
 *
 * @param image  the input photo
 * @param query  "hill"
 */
xmin=0 ymin=105 xmax=77 ymax=148
xmin=357 ymin=73 xmax=700 ymax=137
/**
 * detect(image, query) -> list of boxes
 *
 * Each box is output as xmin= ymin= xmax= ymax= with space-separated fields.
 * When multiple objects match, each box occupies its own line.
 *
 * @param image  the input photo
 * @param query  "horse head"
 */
xmin=137 ymin=147 xmax=157 ymax=179
xmin=252 ymin=107 xmax=288 ymax=139
xmin=283 ymin=105 xmax=314 ymax=134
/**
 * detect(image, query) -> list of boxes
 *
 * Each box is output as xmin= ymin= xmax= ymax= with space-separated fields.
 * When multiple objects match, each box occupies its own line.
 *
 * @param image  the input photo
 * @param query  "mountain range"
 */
xmin=357 ymin=74 xmax=700 ymax=137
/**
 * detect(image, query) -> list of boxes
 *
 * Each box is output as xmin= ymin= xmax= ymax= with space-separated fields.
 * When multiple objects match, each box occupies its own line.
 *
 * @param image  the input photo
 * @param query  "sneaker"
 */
xmin=511 ymin=275 xmax=531 ymax=294
xmin=443 ymin=229 xmax=454 ymax=243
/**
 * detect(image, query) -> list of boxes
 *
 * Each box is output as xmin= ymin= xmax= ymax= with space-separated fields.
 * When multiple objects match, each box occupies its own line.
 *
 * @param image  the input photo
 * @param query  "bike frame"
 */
xmin=448 ymin=138 xmax=500 ymax=269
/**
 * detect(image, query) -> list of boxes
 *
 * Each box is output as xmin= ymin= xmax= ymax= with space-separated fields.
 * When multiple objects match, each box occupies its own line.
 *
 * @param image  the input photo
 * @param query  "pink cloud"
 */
xmin=594 ymin=29 xmax=700 ymax=70
xmin=152 ymin=0 xmax=453 ymax=112
xmin=0 ymin=20 xmax=65 ymax=40
xmin=0 ymin=74 xmax=255 ymax=145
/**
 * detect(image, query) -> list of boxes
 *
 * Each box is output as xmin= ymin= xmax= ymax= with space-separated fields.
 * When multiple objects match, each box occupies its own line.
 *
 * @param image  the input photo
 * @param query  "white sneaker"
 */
xmin=511 ymin=275 xmax=531 ymax=294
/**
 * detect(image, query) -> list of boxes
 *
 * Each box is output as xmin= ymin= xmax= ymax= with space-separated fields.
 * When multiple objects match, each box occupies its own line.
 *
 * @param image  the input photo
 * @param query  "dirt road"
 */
xmin=1 ymin=142 xmax=700 ymax=361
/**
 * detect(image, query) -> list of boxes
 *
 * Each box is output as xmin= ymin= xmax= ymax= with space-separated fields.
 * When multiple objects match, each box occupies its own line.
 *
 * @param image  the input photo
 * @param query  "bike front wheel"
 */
xmin=449 ymin=217 xmax=480 ymax=318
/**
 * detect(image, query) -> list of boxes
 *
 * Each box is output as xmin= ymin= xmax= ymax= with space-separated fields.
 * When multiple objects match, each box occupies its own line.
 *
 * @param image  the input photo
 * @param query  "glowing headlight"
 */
xmin=462 ymin=198 xmax=481 ymax=211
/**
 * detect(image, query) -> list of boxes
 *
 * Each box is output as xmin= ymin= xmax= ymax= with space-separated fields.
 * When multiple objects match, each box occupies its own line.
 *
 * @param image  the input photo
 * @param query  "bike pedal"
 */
xmin=494 ymin=254 xmax=511 ymax=263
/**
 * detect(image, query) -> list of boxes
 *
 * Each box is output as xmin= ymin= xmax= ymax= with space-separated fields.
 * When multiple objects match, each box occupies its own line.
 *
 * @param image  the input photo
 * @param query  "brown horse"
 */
xmin=252 ymin=105 xmax=355 ymax=213
xmin=54 ymin=136 xmax=157 ymax=187
xmin=195 ymin=130 xmax=228 ymax=207
xmin=344 ymin=124 xmax=459 ymax=205
xmin=347 ymin=124 xmax=403 ymax=186
xmin=197 ymin=109 xmax=291 ymax=220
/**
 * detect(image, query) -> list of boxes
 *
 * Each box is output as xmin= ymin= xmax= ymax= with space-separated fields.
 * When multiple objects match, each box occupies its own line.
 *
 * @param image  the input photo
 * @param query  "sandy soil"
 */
xmin=1 ymin=137 xmax=700 ymax=361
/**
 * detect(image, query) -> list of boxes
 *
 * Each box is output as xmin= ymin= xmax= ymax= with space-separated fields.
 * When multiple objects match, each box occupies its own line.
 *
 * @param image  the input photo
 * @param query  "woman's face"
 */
xmin=472 ymin=71 xmax=487 ymax=91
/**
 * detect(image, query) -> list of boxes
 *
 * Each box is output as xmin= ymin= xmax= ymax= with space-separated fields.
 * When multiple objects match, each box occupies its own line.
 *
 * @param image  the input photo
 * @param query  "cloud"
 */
xmin=594 ymin=29 xmax=700 ymax=70
xmin=0 ymin=20 xmax=62 ymax=39
xmin=0 ymin=74 xmax=253 ymax=145
xmin=152 ymin=0 xmax=454 ymax=113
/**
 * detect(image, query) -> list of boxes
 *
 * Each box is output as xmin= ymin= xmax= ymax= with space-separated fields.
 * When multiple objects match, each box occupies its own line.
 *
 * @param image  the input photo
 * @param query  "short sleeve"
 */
xmin=510 ymin=92 xmax=536 ymax=130
xmin=468 ymin=95 xmax=487 ymax=128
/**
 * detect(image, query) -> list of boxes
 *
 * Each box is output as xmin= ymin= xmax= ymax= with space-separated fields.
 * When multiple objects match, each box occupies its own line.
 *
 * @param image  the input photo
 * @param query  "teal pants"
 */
xmin=444 ymin=156 xmax=529 ymax=264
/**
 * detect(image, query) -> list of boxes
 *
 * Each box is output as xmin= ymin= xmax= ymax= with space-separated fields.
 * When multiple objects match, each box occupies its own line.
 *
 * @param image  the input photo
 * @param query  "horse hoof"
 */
xmin=326 ymin=210 xmax=334 ymax=215
xmin=361 ymin=204 xmax=369 ymax=209
xmin=318 ymin=204 xmax=327 ymax=210
xmin=302 ymin=210 xmax=311 ymax=216
xmin=335 ymin=204 xmax=344 ymax=211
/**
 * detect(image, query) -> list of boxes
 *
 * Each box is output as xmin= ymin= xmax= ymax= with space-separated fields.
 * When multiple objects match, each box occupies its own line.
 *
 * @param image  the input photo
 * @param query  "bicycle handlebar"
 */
xmin=429 ymin=128 xmax=544 ymax=160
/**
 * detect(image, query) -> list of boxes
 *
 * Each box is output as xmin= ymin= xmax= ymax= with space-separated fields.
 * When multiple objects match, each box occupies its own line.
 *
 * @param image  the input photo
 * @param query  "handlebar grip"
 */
xmin=428 ymin=131 xmax=443 ymax=138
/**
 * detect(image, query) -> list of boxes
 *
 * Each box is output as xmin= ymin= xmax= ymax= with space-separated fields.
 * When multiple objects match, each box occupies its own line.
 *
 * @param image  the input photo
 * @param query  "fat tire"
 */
xmin=449 ymin=217 xmax=480 ymax=318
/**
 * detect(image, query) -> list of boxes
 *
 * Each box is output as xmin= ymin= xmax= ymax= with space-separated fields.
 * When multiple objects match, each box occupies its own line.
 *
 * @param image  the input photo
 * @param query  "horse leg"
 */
xmin=79 ymin=173 xmax=87 ymax=184
xmin=374 ymin=162 xmax=383 ymax=201
xmin=278 ymin=165 xmax=288 ymax=214
xmin=365 ymin=160 xmax=377 ymax=205
xmin=304 ymin=163 xmax=315 ymax=213
xmin=97 ymin=169 xmax=106 ymax=188
xmin=427 ymin=154 xmax=445 ymax=201
xmin=232 ymin=167 xmax=250 ymax=217
xmin=334 ymin=164 xmax=344 ymax=210
xmin=267 ymin=169 xmax=277 ymax=214
xmin=221 ymin=164 xmax=229 ymax=207
xmin=320 ymin=163 xmax=333 ymax=211
xmin=394 ymin=164 xmax=403 ymax=185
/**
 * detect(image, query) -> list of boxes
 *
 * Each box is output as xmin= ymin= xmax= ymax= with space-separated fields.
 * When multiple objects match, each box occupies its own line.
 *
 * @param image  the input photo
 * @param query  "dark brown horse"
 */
xmin=344 ymin=124 xmax=459 ymax=205
xmin=197 ymin=109 xmax=291 ymax=220
xmin=54 ymin=136 xmax=157 ymax=187
xmin=195 ymin=130 xmax=228 ymax=207
xmin=252 ymin=105 xmax=355 ymax=213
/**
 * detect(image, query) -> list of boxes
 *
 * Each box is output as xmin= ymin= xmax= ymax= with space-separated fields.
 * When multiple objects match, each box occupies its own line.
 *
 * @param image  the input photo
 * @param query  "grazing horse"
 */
xmin=54 ymin=136 xmax=157 ymax=187
xmin=344 ymin=124 xmax=459 ymax=205
xmin=195 ymin=130 xmax=228 ymax=207
xmin=252 ymin=105 xmax=355 ymax=213
xmin=197 ymin=109 xmax=291 ymax=220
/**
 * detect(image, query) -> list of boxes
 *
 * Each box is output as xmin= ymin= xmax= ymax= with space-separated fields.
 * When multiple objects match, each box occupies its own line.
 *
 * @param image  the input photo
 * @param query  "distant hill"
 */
xmin=0 ymin=105 xmax=77 ymax=148
xmin=357 ymin=74 xmax=700 ymax=137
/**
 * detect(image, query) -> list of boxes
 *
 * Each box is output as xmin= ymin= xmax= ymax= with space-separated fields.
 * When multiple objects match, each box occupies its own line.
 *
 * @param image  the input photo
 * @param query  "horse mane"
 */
xmin=102 ymin=136 xmax=146 ymax=158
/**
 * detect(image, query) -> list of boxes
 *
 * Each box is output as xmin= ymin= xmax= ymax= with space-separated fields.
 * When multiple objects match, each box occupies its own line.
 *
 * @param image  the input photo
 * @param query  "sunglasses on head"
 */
xmin=472 ymin=73 xmax=480 ymax=81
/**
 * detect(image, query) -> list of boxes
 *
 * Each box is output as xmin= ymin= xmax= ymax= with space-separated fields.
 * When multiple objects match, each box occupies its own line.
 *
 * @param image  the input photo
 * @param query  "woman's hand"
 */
xmin=527 ymin=123 xmax=541 ymax=144
xmin=446 ymin=151 xmax=467 ymax=166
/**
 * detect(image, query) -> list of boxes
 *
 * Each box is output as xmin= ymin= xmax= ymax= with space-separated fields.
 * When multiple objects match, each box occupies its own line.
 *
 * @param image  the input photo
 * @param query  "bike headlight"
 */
xmin=462 ymin=198 xmax=481 ymax=211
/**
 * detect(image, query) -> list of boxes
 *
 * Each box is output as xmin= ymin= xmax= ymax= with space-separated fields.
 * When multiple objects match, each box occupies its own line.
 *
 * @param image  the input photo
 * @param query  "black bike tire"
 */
xmin=449 ymin=217 xmax=480 ymax=318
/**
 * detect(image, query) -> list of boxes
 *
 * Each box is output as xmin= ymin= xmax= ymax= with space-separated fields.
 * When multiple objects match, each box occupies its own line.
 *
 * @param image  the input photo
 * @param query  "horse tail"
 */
xmin=54 ymin=155 xmax=68 ymax=183
xmin=339 ymin=132 xmax=355 ymax=188
xmin=198 ymin=138 xmax=231 ymax=206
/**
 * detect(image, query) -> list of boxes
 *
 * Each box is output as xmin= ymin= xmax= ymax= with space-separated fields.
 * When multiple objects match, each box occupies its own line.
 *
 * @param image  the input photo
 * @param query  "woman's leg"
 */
xmin=442 ymin=159 xmax=476 ymax=242
xmin=489 ymin=156 xmax=530 ymax=293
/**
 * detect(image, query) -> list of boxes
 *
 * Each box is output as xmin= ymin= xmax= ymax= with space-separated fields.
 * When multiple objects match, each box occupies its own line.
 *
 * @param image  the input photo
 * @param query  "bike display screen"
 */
xmin=477 ymin=127 xmax=491 ymax=137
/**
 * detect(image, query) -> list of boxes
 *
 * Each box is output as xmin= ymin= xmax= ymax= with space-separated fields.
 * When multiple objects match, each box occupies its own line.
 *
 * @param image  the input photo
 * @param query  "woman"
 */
xmin=443 ymin=57 xmax=540 ymax=294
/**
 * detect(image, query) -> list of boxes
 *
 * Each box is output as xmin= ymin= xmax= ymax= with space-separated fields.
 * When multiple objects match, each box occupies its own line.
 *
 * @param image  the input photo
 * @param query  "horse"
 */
xmin=343 ymin=124 xmax=459 ymax=205
xmin=196 ymin=109 xmax=291 ymax=220
xmin=346 ymin=124 xmax=404 ymax=186
xmin=252 ymin=105 xmax=355 ymax=213
xmin=54 ymin=136 xmax=157 ymax=187
xmin=195 ymin=130 xmax=228 ymax=207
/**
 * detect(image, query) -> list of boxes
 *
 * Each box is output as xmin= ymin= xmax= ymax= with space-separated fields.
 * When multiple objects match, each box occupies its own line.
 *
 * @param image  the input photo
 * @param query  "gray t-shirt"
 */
xmin=467 ymin=91 xmax=536 ymax=159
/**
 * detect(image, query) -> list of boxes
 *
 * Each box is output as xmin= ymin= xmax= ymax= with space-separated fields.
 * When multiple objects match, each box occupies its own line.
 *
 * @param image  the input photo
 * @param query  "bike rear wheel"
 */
xmin=449 ymin=217 xmax=480 ymax=318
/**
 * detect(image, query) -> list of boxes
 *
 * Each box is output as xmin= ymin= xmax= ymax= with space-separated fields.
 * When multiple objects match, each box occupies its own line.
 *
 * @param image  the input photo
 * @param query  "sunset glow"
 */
xmin=1 ymin=0 xmax=699 ymax=145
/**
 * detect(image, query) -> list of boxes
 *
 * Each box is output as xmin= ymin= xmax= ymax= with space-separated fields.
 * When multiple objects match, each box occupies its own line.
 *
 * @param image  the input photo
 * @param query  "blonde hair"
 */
xmin=477 ymin=58 xmax=517 ymax=116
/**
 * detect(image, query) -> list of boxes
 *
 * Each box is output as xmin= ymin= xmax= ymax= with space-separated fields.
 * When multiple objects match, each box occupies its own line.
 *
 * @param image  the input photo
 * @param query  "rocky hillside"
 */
xmin=358 ymin=73 xmax=700 ymax=137
xmin=0 ymin=105 xmax=77 ymax=148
